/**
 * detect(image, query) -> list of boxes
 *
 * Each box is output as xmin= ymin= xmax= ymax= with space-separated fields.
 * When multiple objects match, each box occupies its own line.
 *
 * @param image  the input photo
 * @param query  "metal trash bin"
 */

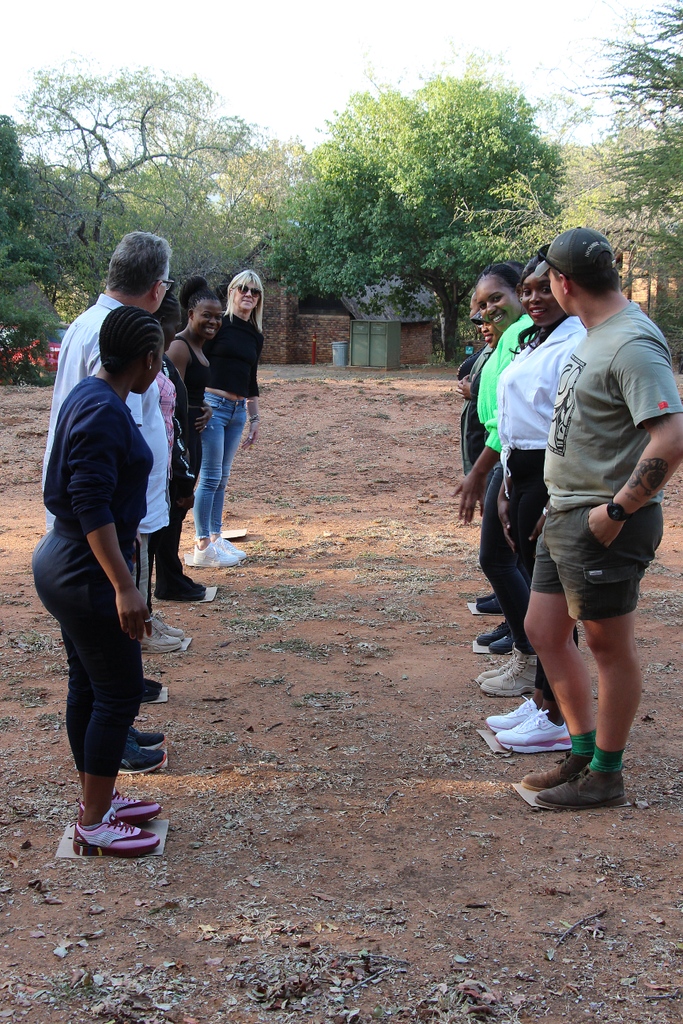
xmin=332 ymin=341 xmax=349 ymax=366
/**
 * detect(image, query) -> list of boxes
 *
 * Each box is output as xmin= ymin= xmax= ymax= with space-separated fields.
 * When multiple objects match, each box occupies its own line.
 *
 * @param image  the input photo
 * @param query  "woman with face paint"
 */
xmin=482 ymin=256 xmax=585 ymax=745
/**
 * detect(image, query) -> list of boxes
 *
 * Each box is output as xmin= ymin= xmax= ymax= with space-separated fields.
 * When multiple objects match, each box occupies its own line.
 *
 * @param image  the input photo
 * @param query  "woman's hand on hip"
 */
xmin=196 ymin=403 xmax=212 ymax=431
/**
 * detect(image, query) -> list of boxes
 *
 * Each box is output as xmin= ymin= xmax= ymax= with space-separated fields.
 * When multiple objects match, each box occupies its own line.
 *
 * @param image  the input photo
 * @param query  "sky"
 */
xmin=1 ymin=0 xmax=640 ymax=147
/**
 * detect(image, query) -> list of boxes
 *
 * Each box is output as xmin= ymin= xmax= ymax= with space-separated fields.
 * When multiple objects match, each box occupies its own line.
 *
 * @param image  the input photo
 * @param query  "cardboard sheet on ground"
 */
xmin=467 ymin=602 xmax=484 ymax=616
xmin=221 ymin=528 xmax=247 ymax=540
xmin=476 ymin=728 xmax=508 ymax=753
xmin=201 ymin=586 xmax=217 ymax=602
xmin=177 ymin=637 xmax=192 ymax=652
xmin=472 ymin=641 xmax=493 ymax=654
xmin=146 ymin=686 xmax=168 ymax=704
xmin=56 ymin=818 xmax=169 ymax=858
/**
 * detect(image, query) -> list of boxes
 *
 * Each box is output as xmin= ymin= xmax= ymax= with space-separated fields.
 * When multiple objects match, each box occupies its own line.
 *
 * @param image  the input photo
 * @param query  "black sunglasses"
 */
xmin=237 ymin=285 xmax=261 ymax=297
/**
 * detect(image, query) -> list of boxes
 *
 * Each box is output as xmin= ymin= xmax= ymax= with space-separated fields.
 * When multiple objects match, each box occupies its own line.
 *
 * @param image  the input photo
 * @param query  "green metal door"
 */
xmin=369 ymin=323 xmax=388 ymax=366
xmin=350 ymin=322 xmax=370 ymax=365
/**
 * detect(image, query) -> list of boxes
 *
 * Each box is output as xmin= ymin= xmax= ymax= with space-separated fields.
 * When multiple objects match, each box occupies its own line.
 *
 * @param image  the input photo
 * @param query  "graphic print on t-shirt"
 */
xmin=547 ymin=353 xmax=586 ymax=457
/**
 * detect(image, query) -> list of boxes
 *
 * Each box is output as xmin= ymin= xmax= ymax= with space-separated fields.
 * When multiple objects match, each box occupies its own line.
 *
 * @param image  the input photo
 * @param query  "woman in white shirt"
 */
xmin=484 ymin=256 xmax=585 ymax=751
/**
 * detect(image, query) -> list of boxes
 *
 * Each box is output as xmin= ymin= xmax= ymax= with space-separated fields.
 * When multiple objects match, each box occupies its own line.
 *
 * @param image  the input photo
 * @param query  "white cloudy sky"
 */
xmin=2 ymin=0 xmax=641 ymax=146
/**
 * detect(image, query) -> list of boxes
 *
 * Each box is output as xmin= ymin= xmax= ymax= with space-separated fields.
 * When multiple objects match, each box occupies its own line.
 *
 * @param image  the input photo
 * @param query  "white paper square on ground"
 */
xmin=146 ymin=686 xmax=168 ymax=704
xmin=202 ymin=586 xmax=217 ymax=603
xmin=467 ymin=602 xmax=484 ymax=616
xmin=472 ymin=641 xmax=492 ymax=654
xmin=177 ymin=637 xmax=192 ymax=652
xmin=221 ymin=529 xmax=247 ymax=540
xmin=56 ymin=818 xmax=169 ymax=858
xmin=476 ymin=728 xmax=508 ymax=753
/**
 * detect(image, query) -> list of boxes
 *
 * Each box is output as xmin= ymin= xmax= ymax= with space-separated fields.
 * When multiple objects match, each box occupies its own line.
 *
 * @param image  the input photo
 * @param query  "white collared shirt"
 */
xmin=43 ymin=294 xmax=169 ymax=533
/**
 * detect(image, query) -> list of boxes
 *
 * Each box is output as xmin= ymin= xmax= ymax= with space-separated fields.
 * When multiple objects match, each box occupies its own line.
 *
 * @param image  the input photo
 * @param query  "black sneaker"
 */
xmin=488 ymin=633 xmax=514 ymax=655
xmin=119 ymin=736 xmax=167 ymax=774
xmin=476 ymin=621 xmax=510 ymax=647
xmin=128 ymin=726 xmax=166 ymax=750
xmin=475 ymin=595 xmax=502 ymax=615
xmin=155 ymin=583 xmax=207 ymax=602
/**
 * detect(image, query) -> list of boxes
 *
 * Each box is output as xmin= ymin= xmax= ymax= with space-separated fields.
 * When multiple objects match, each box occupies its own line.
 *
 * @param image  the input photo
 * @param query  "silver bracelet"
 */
xmin=249 ymin=415 xmax=260 ymax=423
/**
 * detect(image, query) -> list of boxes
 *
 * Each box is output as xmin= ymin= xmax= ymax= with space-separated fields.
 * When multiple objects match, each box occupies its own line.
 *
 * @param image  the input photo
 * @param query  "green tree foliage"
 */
xmin=20 ymin=62 xmax=306 ymax=318
xmin=0 ymin=115 xmax=57 ymax=384
xmin=605 ymin=5 xmax=683 ymax=302
xmin=269 ymin=73 xmax=561 ymax=359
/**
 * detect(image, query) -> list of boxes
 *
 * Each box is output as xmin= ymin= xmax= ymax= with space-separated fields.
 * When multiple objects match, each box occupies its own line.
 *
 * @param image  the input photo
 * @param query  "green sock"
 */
xmin=590 ymin=746 xmax=624 ymax=773
xmin=571 ymin=730 xmax=596 ymax=758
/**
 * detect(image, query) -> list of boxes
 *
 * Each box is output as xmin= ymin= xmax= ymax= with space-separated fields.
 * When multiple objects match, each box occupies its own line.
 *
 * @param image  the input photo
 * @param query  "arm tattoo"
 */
xmin=627 ymin=457 xmax=668 ymax=496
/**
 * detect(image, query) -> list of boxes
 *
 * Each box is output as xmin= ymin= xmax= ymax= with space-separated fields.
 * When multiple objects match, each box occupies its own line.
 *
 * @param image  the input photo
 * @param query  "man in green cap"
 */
xmin=521 ymin=228 xmax=683 ymax=809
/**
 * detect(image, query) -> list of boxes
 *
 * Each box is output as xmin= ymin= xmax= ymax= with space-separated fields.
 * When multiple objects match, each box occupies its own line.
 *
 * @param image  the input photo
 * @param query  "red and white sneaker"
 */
xmin=79 ymin=790 xmax=162 ymax=827
xmin=73 ymin=809 xmax=160 ymax=858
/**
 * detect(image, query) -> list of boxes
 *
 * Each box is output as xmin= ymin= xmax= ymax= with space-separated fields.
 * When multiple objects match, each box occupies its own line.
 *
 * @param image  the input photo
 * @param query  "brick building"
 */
xmin=260 ymin=280 xmax=434 ymax=365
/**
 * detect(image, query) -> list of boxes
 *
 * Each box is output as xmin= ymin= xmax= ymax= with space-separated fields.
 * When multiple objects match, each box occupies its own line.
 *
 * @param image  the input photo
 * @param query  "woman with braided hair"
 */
xmin=33 ymin=305 xmax=166 ymax=857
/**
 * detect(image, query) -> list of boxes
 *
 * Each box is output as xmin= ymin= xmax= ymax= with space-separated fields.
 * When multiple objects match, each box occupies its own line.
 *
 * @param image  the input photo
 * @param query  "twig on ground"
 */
xmin=556 ymin=909 xmax=607 ymax=946
xmin=381 ymin=789 xmax=401 ymax=814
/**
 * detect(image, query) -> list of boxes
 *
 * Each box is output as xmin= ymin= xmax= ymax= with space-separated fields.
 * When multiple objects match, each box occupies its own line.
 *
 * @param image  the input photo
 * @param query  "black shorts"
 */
xmin=531 ymin=503 xmax=663 ymax=620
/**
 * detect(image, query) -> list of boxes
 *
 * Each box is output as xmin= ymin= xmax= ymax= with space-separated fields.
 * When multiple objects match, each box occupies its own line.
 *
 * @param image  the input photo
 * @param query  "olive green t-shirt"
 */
xmin=545 ymin=302 xmax=683 ymax=510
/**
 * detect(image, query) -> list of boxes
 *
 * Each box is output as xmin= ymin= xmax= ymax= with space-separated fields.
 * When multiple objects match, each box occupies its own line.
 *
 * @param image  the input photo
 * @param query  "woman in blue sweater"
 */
xmin=34 ymin=306 xmax=166 ymax=857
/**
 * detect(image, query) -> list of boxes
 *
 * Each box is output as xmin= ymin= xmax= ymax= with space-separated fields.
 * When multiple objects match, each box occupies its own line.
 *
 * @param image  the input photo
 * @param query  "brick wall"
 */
xmin=294 ymin=314 xmax=350 ymax=364
xmin=400 ymin=322 xmax=433 ymax=364
xmin=261 ymin=280 xmax=434 ymax=365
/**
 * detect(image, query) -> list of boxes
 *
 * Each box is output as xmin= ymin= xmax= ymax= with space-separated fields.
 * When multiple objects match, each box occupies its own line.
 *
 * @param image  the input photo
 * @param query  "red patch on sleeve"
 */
xmin=659 ymin=401 xmax=669 ymax=409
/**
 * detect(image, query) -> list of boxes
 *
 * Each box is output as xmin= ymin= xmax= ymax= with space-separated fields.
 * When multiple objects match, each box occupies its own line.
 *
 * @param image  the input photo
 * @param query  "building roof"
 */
xmin=341 ymin=280 xmax=436 ymax=323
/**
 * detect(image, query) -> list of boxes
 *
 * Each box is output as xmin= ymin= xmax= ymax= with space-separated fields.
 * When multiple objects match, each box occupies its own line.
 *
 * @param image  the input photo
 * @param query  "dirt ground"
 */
xmin=2 ymin=365 xmax=683 ymax=1024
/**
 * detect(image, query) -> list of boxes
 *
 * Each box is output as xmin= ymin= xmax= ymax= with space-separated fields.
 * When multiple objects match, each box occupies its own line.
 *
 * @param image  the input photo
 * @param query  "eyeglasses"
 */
xmin=160 ymin=279 xmax=175 ymax=290
xmin=237 ymin=285 xmax=261 ymax=297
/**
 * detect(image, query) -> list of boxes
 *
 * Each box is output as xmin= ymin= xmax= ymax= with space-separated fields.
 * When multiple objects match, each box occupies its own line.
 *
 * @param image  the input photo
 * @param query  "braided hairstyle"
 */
xmin=475 ymin=262 xmax=523 ymax=291
xmin=99 ymin=306 xmax=164 ymax=374
xmin=517 ymin=255 xmax=567 ymax=351
xmin=179 ymin=275 xmax=220 ymax=312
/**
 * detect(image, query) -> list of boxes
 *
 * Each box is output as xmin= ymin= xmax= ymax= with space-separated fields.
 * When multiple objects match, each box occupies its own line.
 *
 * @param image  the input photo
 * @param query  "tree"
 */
xmin=605 ymin=5 xmax=683 ymax=270
xmin=0 ymin=115 xmax=57 ymax=384
xmin=20 ymin=62 xmax=305 ymax=318
xmin=268 ymin=73 xmax=561 ymax=360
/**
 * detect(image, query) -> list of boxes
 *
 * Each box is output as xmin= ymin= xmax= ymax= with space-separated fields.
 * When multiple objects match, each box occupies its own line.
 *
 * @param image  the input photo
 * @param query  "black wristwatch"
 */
xmin=606 ymin=501 xmax=633 ymax=522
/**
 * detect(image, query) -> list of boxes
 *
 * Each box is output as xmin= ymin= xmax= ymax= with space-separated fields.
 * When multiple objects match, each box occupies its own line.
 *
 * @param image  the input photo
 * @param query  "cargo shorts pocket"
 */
xmin=583 ymin=564 xmax=639 ymax=585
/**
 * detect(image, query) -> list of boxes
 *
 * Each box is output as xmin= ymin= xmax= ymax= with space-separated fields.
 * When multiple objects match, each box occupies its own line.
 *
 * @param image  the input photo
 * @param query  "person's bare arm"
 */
xmin=452 ymin=445 xmax=500 ymax=523
xmin=86 ymin=524 xmax=151 ymax=639
xmin=588 ymin=412 xmax=683 ymax=546
xmin=166 ymin=339 xmax=191 ymax=381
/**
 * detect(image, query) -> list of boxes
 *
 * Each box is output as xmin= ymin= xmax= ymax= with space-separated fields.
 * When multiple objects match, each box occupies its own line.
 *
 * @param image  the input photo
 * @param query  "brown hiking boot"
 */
xmin=535 ymin=767 xmax=626 ymax=810
xmin=521 ymin=752 xmax=591 ymax=792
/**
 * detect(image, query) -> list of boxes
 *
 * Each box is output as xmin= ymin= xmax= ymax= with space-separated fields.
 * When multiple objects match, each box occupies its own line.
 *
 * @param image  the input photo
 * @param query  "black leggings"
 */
xmin=479 ymin=464 xmax=532 ymax=651
xmin=507 ymin=449 xmax=564 ymax=702
xmin=33 ymin=531 xmax=143 ymax=777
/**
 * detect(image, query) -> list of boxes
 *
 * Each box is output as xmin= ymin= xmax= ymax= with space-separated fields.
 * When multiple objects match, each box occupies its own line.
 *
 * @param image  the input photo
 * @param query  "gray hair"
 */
xmin=106 ymin=232 xmax=172 ymax=296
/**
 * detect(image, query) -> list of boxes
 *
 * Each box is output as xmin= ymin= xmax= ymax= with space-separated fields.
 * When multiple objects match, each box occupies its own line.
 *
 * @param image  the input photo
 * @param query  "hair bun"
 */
xmin=179 ymin=275 xmax=210 ymax=308
xmin=101 ymin=354 xmax=124 ymax=372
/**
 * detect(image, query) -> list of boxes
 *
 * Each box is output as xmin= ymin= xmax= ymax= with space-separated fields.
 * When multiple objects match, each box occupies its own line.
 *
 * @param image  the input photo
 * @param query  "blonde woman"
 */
xmin=189 ymin=271 xmax=264 ymax=567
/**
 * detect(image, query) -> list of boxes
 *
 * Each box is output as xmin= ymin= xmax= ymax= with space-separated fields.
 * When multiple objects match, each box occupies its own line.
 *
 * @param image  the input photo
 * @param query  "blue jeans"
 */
xmin=193 ymin=394 xmax=247 ymax=538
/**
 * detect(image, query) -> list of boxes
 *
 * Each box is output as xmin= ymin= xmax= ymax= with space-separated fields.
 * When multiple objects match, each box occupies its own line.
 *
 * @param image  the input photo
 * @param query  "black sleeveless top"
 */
xmin=176 ymin=338 xmax=211 ymax=407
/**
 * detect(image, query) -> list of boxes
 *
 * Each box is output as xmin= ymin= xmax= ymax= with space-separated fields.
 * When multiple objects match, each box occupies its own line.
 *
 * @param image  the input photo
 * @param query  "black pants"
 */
xmin=32 ymin=531 xmax=143 ymax=777
xmin=479 ymin=464 xmax=532 ymax=651
xmin=150 ymin=487 xmax=202 ymax=601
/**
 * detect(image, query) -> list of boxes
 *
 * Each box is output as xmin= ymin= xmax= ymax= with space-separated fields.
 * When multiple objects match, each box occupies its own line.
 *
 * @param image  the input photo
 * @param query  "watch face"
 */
xmin=607 ymin=503 xmax=625 ymax=521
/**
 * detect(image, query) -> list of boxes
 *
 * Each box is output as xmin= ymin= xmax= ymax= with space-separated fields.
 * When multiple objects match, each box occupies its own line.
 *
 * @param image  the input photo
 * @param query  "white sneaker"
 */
xmin=189 ymin=541 xmax=240 ymax=567
xmin=214 ymin=537 xmax=246 ymax=561
xmin=486 ymin=696 xmax=538 ymax=733
xmin=479 ymin=645 xmax=537 ymax=697
xmin=140 ymin=619 xmax=183 ymax=653
xmin=151 ymin=613 xmax=184 ymax=639
xmin=496 ymin=708 xmax=571 ymax=753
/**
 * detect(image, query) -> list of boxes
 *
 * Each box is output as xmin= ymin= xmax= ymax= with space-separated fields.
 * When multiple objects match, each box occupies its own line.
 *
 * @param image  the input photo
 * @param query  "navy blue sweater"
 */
xmin=44 ymin=377 xmax=153 ymax=573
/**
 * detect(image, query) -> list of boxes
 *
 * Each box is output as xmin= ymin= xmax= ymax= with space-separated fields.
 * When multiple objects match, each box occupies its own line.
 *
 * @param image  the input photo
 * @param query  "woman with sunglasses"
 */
xmin=188 ymin=271 xmax=264 ymax=567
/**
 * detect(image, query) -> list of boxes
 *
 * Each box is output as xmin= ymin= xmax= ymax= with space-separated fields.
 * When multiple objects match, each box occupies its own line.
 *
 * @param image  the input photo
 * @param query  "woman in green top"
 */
xmin=454 ymin=262 xmax=537 ymax=694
